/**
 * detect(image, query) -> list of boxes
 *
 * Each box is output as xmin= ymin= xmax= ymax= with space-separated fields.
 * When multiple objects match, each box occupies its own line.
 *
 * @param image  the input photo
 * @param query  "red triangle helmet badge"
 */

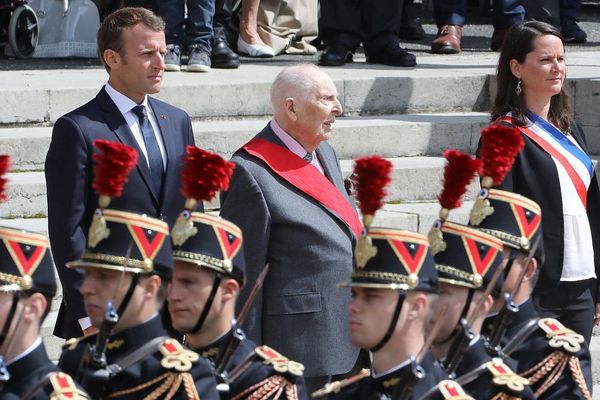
xmin=129 ymin=226 xmax=166 ymax=261
xmin=388 ymin=240 xmax=427 ymax=276
xmin=463 ymin=237 xmax=499 ymax=277
xmin=512 ymin=204 xmax=541 ymax=240
xmin=214 ymin=227 xmax=242 ymax=261
xmin=4 ymin=239 xmax=45 ymax=278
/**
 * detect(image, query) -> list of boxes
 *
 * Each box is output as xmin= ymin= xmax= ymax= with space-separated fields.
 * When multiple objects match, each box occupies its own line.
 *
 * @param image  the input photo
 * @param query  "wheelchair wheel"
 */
xmin=8 ymin=5 xmax=39 ymax=59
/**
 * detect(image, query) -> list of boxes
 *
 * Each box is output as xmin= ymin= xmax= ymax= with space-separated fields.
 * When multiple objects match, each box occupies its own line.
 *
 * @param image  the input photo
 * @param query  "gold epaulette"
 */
xmin=231 ymin=375 xmax=300 ymax=400
xmin=520 ymin=320 xmax=593 ymax=400
xmin=486 ymin=358 xmax=529 ymax=393
xmin=159 ymin=338 xmax=200 ymax=372
xmin=311 ymin=369 xmax=370 ymax=398
xmin=49 ymin=372 xmax=90 ymax=399
xmin=438 ymin=379 xmax=475 ymax=400
xmin=538 ymin=318 xmax=584 ymax=354
xmin=255 ymin=345 xmax=305 ymax=377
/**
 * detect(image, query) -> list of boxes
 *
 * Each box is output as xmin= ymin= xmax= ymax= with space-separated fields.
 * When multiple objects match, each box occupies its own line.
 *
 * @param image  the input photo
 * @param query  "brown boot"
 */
xmin=431 ymin=25 xmax=462 ymax=54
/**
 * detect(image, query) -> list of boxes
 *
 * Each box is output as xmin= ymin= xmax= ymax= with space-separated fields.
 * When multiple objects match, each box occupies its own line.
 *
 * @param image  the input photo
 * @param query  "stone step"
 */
xmin=340 ymin=157 xmax=480 ymax=203
xmin=0 ymin=59 xmax=496 ymax=126
xmin=0 ymin=156 xmax=482 ymax=218
xmin=0 ymin=112 xmax=489 ymax=171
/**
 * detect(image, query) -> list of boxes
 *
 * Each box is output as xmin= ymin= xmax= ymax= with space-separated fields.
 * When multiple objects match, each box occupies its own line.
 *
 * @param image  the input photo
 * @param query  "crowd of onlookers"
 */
xmin=96 ymin=0 xmax=589 ymax=71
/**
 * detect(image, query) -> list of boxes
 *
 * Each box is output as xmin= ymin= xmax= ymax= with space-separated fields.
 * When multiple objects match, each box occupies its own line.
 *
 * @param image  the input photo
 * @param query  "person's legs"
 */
xmin=160 ymin=0 xmax=186 ymax=46
xmin=186 ymin=0 xmax=215 ymax=50
xmin=318 ymin=0 xmax=361 ymax=66
xmin=361 ymin=0 xmax=416 ymax=67
xmin=533 ymin=278 xmax=595 ymax=345
xmin=490 ymin=0 xmax=525 ymax=50
xmin=560 ymin=0 xmax=587 ymax=42
xmin=431 ymin=0 xmax=465 ymax=54
xmin=239 ymin=0 xmax=267 ymax=46
xmin=211 ymin=0 xmax=240 ymax=68
xmin=159 ymin=0 xmax=186 ymax=71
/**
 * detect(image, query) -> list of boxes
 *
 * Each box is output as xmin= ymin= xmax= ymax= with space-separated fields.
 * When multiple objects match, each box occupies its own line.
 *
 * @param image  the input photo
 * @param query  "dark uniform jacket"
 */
xmin=324 ymin=352 xmax=446 ymax=400
xmin=484 ymin=299 xmax=593 ymax=399
xmin=58 ymin=314 xmax=219 ymax=399
xmin=1 ymin=342 xmax=87 ymax=399
xmin=454 ymin=337 xmax=535 ymax=400
xmin=193 ymin=329 xmax=307 ymax=399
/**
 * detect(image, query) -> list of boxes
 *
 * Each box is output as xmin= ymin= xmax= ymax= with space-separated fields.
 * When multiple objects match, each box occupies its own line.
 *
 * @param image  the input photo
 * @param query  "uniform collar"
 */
xmin=191 ymin=329 xmax=233 ymax=365
xmin=105 ymin=313 xmax=166 ymax=357
xmin=455 ymin=337 xmax=490 ymax=376
xmin=6 ymin=340 xmax=51 ymax=378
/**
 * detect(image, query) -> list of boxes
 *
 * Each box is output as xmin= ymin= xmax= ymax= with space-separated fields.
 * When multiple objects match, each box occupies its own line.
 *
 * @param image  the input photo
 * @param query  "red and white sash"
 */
xmin=498 ymin=116 xmax=591 ymax=209
xmin=242 ymin=138 xmax=363 ymax=237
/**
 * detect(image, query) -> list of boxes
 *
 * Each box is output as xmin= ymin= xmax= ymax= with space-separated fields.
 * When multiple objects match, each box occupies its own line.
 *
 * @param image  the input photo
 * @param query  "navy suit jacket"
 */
xmin=45 ymin=87 xmax=196 ymax=339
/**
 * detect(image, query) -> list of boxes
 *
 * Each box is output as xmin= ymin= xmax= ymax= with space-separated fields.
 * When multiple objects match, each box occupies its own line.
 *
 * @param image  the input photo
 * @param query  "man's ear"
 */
xmin=406 ymin=293 xmax=427 ymax=322
xmin=22 ymin=292 xmax=47 ymax=324
xmin=284 ymin=98 xmax=297 ymax=121
xmin=220 ymin=278 xmax=240 ymax=303
xmin=523 ymin=257 xmax=538 ymax=283
xmin=140 ymin=274 xmax=161 ymax=300
xmin=104 ymin=49 xmax=121 ymax=71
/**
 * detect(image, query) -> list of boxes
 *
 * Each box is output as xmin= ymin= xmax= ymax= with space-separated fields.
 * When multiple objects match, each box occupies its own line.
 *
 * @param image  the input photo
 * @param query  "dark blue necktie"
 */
xmin=303 ymin=152 xmax=314 ymax=163
xmin=132 ymin=105 xmax=164 ymax=195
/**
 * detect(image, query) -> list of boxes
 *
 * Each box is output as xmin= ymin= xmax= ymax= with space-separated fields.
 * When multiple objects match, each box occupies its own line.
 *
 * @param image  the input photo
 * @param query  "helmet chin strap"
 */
xmin=115 ymin=274 xmax=140 ymax=320
xmin=437 ymin=288 xmax=475 ymax=346
xmin=0 ymin=293 xmax=20 ymax=350
xmin=370 ymin=290 xmax=406 ymax=353
xmin=188 ymin=274 xmax=223 ymax=335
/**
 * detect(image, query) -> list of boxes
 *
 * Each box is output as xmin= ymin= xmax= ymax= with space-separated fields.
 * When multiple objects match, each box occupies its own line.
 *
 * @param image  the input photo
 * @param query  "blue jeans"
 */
xmin=432 ymin=0 xmax=525 ymax=28
xmin=159 ymin=0 xmax=215 ymax=51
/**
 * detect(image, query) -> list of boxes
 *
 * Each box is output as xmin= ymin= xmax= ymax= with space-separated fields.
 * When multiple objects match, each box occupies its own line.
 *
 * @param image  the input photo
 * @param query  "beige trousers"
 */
xmin=256 ymin=0 xmax=318 ymax=55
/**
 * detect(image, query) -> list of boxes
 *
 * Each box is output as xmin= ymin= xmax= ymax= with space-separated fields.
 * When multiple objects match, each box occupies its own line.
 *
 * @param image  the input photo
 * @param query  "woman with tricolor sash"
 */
xmin=487 ymin=20 xmax=600 ymax=345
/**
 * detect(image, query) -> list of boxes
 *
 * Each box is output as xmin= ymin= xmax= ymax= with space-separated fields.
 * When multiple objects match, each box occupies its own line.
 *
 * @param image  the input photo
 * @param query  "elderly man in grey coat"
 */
xmin=219 ymin=64 xmax=362 ymax=394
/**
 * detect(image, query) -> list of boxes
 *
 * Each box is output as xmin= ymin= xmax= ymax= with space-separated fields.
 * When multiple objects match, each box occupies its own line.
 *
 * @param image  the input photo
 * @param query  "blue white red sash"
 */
xmin=498 ymin=115 xmax=592 ymax=208
xmin=243 ymin=138 xmax=363 ymax=237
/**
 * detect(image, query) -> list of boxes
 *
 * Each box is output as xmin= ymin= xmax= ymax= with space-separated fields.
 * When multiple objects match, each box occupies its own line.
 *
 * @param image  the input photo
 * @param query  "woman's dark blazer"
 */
xmin=487 ymin=120 xmax=600 ymax=300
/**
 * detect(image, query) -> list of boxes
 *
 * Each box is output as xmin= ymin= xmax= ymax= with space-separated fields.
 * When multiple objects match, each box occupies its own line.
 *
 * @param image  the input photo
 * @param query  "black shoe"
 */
xmin=211 ymin=36 xmax=240 ymax=69
xmin=319 ymin=44 xmax=353 ymax=66
xmin=399 ymin=17 xmax=426 ymax=41
xmin=561 ymin=17 xmax=587 ymax=43
xmin=366 ymin=42 xmax=416 ymax=67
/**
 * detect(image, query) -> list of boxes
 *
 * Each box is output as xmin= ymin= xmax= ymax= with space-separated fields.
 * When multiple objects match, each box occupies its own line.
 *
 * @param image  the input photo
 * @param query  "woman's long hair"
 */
xmin=491 ymin=21 xmax=572 ymax=132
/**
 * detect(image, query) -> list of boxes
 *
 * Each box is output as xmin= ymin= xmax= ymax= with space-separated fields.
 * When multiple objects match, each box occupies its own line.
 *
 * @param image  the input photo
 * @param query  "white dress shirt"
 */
xmin=104 ymin=82 xmax=167 ymax=170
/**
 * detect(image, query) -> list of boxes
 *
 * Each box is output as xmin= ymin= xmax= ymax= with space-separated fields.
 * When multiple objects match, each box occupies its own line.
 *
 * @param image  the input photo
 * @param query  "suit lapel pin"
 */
xmin=160 ymin=114 xmax=167 ymax=120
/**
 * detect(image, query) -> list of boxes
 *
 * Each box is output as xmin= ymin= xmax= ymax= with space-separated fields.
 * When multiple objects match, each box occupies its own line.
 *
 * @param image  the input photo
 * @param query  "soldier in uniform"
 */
xmin=0 ymin=225 xmax=88 ymax=399
xmin=312 ymin=225 xmax=452 ymax=400
xmin=167 ymin=208 xmax=307 ymax=399
xmin=427 ymin=219 xmax=535 ymax=400
xmin=58 ymin=146 xmax=219 ymax=399
xmin=472 ymin=188 xmax=593 ymax=399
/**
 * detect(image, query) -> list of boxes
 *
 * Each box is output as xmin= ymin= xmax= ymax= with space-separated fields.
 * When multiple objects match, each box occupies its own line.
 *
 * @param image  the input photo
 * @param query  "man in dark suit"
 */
xmin=45 ymin=7 xmax=196 ymax=339
xmin=219 ymin=64 xmax=362 ymax=394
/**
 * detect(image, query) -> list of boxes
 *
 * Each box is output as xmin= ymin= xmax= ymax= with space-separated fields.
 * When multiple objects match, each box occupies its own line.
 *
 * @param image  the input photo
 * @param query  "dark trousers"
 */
xmin=432 ymin=0 xmax=524 ymax=28
xmin=521 ymin=0 xmax=581 ymax=24
xmin=533 ymin=278 xmax=596 ymax=345
xmin=159 ymin=0 xmax=215 ymax=50
xmin=319 ymin=0 xmax=404 ymax=52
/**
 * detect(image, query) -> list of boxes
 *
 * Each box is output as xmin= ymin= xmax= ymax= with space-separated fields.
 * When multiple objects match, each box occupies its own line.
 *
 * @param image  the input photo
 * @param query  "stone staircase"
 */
xmin=2 ymin=51 xmax=600 ymax=395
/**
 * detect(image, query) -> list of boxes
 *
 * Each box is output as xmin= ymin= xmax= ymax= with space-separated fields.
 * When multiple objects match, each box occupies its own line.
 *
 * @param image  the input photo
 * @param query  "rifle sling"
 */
xmin=107 ymin=335 xmax=169 ymax=375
